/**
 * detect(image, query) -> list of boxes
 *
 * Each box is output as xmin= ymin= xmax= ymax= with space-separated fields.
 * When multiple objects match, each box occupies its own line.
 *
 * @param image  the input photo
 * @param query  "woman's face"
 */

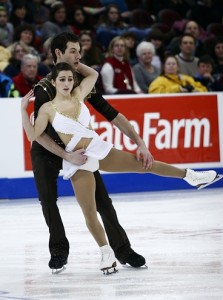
xmin=80 ymin=34 xmax=92 ymax=51
xmin=20 ymin=30 xmax=33 ymax=45
xmin=139 ymin=49 xmax=153 ymax=64
xmin=14 ymin=7 xmax=27 ymax=19
xmin=164 ymin=57 xmax=178 ymax=74
xmin=54 ymin=70 xmax=74 ymax=95
xmin=54 ymin=7 xmax=66 ymax=23
xmin=74 ymin=9 xmax=85 ymax=24
xmin=112 ymin=39 xmax=126 ymax=57
xmin=214 ymin=43 xmax=223 ymax=59
xmin=14 ymin=44 xmax=27 ymax=60
xmin=108 ymin=7 xmax=119 ymax=23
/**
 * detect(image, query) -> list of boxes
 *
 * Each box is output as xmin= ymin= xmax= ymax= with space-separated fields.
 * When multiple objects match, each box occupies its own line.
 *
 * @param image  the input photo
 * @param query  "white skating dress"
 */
xmin=51 ymin=100 xmax=113 ymax=179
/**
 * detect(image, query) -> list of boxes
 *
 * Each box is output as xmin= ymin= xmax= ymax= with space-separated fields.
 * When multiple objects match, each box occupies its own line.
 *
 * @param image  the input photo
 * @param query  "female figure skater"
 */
xmin=21 ymin=62 xmax=220 ymax=274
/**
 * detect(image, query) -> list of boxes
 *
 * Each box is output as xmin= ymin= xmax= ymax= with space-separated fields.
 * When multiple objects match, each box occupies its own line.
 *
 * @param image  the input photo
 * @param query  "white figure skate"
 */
xmin=99 ymin=245 xmax=118 ymax=275
xmin=184 ymin=169 xmax=223 ymax=189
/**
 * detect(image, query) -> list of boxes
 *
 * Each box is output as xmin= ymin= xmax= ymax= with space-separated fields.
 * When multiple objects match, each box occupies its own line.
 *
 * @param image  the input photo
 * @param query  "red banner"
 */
xmin=23 ymin=94 xmax=220 ymax=171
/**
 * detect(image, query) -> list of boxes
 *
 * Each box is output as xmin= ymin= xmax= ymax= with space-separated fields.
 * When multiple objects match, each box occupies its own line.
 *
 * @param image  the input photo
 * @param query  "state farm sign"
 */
xmin=88 ymin=94 xmax=220 ymax=164
xmin=23 ymin=94 xmax=220 ymax=171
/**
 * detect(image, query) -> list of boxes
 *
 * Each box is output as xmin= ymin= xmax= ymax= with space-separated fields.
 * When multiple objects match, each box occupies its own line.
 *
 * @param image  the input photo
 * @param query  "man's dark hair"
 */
xmin=180 ymin=33 xmax=196 ymax=44
xmin=50 ymin=32 xmax=79 ymax=63
xmin=197 ymin=55 xmax=214 ymax=67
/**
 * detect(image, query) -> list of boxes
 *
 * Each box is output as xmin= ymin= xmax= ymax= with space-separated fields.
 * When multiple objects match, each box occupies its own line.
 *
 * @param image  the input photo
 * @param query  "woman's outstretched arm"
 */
xmin=21 ymin=90 xmax=49 ymax=142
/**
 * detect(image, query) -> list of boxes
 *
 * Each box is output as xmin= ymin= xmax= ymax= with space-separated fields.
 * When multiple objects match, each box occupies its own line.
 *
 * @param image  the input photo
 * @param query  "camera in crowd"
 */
xmin=183 ymin=85 xmax=194 ymax=92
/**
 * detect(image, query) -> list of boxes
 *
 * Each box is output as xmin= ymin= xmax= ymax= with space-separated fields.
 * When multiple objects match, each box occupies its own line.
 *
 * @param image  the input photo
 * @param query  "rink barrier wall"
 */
xmin=0 ymin=93 xmax=223 ymax=199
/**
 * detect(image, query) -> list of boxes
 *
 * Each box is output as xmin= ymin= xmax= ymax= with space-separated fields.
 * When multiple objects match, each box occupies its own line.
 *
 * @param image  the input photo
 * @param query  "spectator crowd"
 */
xmin=0 ymin=0 xmax=223 ymax=97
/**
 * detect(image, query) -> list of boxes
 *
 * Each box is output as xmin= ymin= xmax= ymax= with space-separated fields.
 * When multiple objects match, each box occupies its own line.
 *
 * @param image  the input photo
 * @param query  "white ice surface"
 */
xmin=0 ymin=188 xmax=223 ymax=300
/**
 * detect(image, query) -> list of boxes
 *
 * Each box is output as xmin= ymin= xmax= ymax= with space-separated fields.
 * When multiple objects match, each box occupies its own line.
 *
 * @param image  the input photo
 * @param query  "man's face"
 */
xmin=21 ymin=59 xmax=38 ymax=81
xmin=185 ymin=21 xmax=199 ymax=39
xmin=180 ymin=36 xmax=195 ymax=55
xmin=57 ymin=42 xmax=81 ymax=69
xmin=0 ymin=10 xmax=7 ymax=26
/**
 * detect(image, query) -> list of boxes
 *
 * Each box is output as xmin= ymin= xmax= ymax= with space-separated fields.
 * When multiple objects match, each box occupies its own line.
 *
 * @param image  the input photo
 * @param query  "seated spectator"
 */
xmin=127 ymin=9 xmax=154 ymax=42
xmin=68 ymin=5 xmax=95 ymax=35
xmin=169 ymin=20 xmax=209 ymax=57
xmin=4 ymin=41 xmax=28 ymax=77
xmin=149 ymin=55 xmax=207 ymax=93
xmin=0 ymin=45 xmax=10 ymax=71
xmin=121 ymin=31 xmax=137 ymax=66
xmin=26 ymin=0 xmax=50 ymax=30
xmin=194 ymin=55 xmax=223 ymax=91
xmin=6 ymin=40 xmax=49 ymax=77
xmin=79 ymin=30 xmax=104 ymax=70
xmin=12 ymin=53 xmax=43 ymax=96
xmin=40 ymin=1 xmax=73 ymax=42
xmin=187 ymin=0 xmax=223 ymax=29
xmin=133 ymin=41 xmax=161 ymax=93
xmin=210 ymin=36 xmax=223 ymax=81
xmin=0 ymin=70 xmax=19 ymax=97
xmin=9 ymin=0 xmax=32 ymax=28
xmin=40 ymin=37 xmax=54 ymax=73
xmin=146 ymin=29 xmax=166 ymax=69
xmin=99 ymin=0 xmax=130 ymax=19
xmin=175 ymin=33 xmax=199 ymax=77
xmin=9 ymin=23 xmax=40 ymax=58
xmin=100 ymin=36 xmax=141 ymax=94
xmin=96 ymin=4 xmax=128 ymax=51
xmin=0 ymin=5 xmax=14 ymax=47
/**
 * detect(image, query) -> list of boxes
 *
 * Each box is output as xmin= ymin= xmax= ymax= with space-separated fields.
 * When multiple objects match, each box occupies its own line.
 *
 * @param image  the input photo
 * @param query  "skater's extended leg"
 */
xmin=99 ymin=148 xmax=185 ymax=178
xmin=99 ymin=148 xmax=218 ymax=187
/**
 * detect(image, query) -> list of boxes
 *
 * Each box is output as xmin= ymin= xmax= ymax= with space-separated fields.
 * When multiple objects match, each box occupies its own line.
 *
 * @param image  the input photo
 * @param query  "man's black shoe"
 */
xmin=48 ymin=255 xmax=68 ymax=269
xmin=118 ymin=250 xmax=146 ymax=268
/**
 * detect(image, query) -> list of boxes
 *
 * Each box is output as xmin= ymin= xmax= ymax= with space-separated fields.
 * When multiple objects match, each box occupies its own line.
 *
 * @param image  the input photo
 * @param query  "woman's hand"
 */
xmin=21 ymin=90 xmax=34 ymax=110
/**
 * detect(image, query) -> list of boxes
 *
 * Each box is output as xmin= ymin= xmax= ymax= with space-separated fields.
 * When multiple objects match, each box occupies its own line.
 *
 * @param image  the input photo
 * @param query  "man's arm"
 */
xmin=112 ymin=113 xmax=154 ymax=169
xmin=36 ymin=133 xmax=87 ymax=165
xmin=88 ymin=92 xmax=153 ymax=169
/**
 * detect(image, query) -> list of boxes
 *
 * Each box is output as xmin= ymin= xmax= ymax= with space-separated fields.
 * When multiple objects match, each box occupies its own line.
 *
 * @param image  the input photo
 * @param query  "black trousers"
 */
xmin=31 ymin=148 xmax=131 ymax=259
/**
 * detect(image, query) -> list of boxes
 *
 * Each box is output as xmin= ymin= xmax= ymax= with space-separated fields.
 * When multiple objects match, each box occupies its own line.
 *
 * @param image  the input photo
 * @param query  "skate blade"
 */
xmin=101 ymin=262 xmax=118 ymax=275
xmin=52 ymin=266 xmax=66 ymax=274
xmin=197 ymin=174 xmax=223 ymax=190
xmin=123 ymin=264 xmax=148 ymax=269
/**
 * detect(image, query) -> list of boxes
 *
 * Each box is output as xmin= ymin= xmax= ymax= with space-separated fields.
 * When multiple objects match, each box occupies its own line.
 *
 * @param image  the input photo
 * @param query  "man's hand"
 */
xmin=64 ymin=148 xmax=88 ymax=165
xmin=136 ymin=141 xmax=154 ymax=169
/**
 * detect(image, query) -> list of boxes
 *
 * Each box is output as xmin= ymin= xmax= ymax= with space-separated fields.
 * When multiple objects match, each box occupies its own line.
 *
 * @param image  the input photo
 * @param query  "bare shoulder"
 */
xmin=38 ymin=101 xmax=52 ymax=114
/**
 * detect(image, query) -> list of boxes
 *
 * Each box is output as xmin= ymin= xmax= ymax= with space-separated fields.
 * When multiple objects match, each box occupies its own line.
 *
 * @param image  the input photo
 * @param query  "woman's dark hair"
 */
xmin=50 ymin=32 xmax=79 ymax=63
xmin=13 ymin=23 xmax=36 ymax=44
xmin=51 ymin=62 xmax=75 ymax=81
xmin=49 ymin=1 xmax=65 ymax=21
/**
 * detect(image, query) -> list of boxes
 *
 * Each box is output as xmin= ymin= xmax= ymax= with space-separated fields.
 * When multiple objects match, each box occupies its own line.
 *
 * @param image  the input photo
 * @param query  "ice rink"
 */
xmin=0 ymin=188 xmax=223 ymax=300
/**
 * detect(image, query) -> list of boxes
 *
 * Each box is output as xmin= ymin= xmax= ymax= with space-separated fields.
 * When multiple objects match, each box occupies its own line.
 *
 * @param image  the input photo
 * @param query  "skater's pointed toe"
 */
xmin=183 ymin=169 xmax=218 ymax=189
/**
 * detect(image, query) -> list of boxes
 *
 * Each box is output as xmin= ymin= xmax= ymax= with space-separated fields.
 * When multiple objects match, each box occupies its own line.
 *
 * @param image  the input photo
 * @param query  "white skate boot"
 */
xmin=99 ymin=245 xmax=118 ymax=275
xmin=183 ymin=169 xmax=222 ymax=189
